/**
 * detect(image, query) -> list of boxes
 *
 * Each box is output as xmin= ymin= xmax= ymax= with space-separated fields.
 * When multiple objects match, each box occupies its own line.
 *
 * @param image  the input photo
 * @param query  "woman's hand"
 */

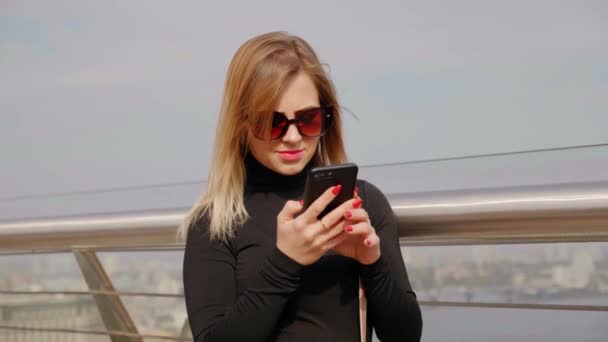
xmin=331 ymin=190 xmax=381 ymax=265
xmin=276 ymin=185 xmax=355 ymax=265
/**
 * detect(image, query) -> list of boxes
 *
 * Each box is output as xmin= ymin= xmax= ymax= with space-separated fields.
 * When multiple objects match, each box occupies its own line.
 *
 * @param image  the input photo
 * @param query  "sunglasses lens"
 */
xmin=270 ymin=113 xmax=287 ymax=139
xmin=254 ymin=113 xmax=287 ymax=140
xmin=297 ymin=108 xmax=324 ymax=137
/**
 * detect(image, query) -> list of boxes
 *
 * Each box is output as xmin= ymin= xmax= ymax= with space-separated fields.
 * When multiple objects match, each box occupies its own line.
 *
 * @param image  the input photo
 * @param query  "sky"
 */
xmin=1 ymin=0 xmax=607 ymax=219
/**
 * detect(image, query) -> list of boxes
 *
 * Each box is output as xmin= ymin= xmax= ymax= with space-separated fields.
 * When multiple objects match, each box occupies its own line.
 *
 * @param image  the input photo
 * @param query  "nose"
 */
xmin=281 ymin=123 xmax=302 ymax=144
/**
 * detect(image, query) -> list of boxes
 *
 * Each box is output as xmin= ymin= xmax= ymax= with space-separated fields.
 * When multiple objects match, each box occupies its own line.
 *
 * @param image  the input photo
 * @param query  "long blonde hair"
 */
xmin=178 ymin=31 xmax=347 ymax=241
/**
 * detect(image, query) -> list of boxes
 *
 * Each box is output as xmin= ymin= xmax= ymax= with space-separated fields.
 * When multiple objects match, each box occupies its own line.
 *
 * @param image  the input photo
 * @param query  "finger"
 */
xmin=277 ymin=200 xmax=304 ymax=223
xmin=319 ymin=194 xmax=363 ymax=227
xmin=316 ymin=197 xmax=358 ymax=229
xmin=343 ymin=208 xmax=369 ymax=223
xmin=354 ymin=186 xmax=360 ymax=199
xmin=321 ymin=227 xmax=349 ymax=251
xmin=302 ymin=184 xmax=343 ymax=222
xmin=343 ymin=221 xmax=373 ymax=236
xmin=316 ymin=219 xmax=346 ymax=245
xmin=363 ymin=233 xmax=380 ymax=248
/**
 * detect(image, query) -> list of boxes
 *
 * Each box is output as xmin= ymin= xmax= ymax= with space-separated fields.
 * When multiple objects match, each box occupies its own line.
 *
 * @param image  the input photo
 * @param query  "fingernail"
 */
xmin=344 ymin=210 xmax=352 ymax=218
xmin=332 ymin=184 xmax=342 ymax=195
xmin=345 ymin=225 xmax=353 ymax=232
xmin=298 ymin=199 xmax=303 ymax=206
xmin=355 ymin=186 xmax=360 ymax=195
xmin=364 ymin=239 xmax=372 ymax=246
xmin=353 ymin=199 xmax=363 ymax=208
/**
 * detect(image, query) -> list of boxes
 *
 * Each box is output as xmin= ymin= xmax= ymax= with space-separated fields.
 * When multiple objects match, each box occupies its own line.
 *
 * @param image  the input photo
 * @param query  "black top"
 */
xmin=183 ymin=156 xmax=422 ymax=342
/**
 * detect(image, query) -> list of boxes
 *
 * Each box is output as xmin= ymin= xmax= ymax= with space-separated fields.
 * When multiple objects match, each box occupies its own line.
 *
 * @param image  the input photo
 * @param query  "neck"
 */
xmin=244 ymin=154 xmax=312 ymax=193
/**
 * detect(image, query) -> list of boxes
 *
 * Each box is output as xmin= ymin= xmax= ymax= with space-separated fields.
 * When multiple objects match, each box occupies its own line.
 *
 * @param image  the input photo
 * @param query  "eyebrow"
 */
xmin=274 ymin=105 xmax=321 ymax=115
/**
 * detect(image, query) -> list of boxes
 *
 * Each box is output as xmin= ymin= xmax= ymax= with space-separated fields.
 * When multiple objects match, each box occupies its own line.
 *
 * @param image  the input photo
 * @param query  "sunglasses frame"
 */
xmin=252 ymin=105 xmax=333 ymax=141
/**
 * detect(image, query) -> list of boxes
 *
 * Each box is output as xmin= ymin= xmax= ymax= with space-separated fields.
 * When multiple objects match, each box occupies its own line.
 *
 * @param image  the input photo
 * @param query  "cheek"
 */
xmin=306 ymin=138 xmax=320 ymax=151
xmin=248 ymin=136 xmax=275 ymax=158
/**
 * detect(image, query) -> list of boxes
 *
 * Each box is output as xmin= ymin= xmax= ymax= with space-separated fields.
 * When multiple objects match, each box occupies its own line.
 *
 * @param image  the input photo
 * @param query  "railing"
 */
xmin=1 ymin=180 xmax=608 ymax=341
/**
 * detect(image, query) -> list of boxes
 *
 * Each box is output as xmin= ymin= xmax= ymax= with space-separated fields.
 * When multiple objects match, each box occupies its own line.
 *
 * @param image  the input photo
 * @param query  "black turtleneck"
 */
xmin=183 ymin=156 xmax=422 ymax=342
xmin=244 ymin=153 xmax=312 ymax=194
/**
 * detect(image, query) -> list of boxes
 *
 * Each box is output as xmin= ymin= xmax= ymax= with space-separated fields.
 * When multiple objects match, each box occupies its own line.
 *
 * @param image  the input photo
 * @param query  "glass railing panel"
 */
xmin=0 ymin=330 xmax=111 ymax=342
xmin=0 ymin=293 xmax=109 ymax=342
xmin=0 ymin=253 xmax=88 ymax=291
xmin=120 ymin=296 xmax=188 ymax=339
xmin=403 ymin=242 xmax=608 ymax=305
xmin=97 ymin=251 xmax=184 ymax=294
xmin=418 ymin=306 xmax=607 ymax=342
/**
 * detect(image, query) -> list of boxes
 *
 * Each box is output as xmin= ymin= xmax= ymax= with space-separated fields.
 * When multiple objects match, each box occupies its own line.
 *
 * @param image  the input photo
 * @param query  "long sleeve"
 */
xmin=358 ymin=181 xmax=423 ymax=342
xmin=183 ymin=217 xmax=304 ymax=342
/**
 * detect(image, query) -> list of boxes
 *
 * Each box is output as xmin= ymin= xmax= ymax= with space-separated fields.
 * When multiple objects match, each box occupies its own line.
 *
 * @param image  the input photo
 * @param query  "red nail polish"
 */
xmin=344 ymin=210 xmax=352 ymax=218
xmin=353 ymin=199 xmax=363 ymax=208
xmin=345 ymin=226 xmax=353 ymax=232
xmin=332 ymin=184 xmax=342 ymax=195
xmin=298 ymin=199 xmax=303 ymax=206
xmin=364 ymin=239 xmax=371 ymax=246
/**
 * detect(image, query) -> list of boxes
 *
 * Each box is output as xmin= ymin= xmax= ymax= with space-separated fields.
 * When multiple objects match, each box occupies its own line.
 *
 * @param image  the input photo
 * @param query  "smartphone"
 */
xmin=302 ymin=163 xmax=359 ymax=219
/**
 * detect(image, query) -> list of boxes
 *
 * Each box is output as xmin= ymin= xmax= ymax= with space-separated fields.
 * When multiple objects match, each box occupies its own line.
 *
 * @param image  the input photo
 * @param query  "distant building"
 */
xmin=0 ymin=297 xmax=106 ymax=342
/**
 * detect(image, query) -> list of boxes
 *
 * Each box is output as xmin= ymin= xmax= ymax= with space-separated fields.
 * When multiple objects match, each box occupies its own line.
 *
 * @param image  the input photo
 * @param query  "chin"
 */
xmin=268 ymin=156 xmax=310 ymax=176
xmin=274 ymin=162 xmax=305 ymax=175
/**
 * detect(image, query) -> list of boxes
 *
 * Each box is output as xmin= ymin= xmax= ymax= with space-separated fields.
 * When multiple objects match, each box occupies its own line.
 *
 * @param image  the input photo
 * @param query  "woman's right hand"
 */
xmin=276 ymin=185 xmax=358 ymax=265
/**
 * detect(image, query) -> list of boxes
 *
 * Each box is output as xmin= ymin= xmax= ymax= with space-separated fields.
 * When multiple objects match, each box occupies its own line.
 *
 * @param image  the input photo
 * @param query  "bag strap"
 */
xmin=358 ymin=277 xmax=367 ymax=342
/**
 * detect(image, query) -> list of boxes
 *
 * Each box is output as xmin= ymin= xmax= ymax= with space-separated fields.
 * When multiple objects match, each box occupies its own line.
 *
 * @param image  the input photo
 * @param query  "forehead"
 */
xmin=275 ymin=72 xmax=320 ymax=116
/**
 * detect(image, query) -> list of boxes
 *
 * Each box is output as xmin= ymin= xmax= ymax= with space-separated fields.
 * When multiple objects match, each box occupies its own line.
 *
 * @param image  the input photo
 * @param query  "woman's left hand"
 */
xmin=332 ymin=191 xmax=381 ymax=265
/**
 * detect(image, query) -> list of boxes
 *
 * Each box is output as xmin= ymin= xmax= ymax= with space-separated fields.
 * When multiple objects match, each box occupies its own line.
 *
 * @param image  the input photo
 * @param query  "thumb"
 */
xmin=277 ymin=200 xmax=304 ymax=223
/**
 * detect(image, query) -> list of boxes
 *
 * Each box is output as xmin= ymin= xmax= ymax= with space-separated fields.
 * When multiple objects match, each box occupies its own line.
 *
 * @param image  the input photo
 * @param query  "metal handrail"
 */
xmin=392 ymin=180 xmax=608 ymax=245
xmin=1 ymin=181 xmax=608 ymax=251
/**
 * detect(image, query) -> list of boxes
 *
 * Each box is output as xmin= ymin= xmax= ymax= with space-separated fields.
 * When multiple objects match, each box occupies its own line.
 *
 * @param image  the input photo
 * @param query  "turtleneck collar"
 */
xmin=244 ymin=153 xmax=313 ymax=194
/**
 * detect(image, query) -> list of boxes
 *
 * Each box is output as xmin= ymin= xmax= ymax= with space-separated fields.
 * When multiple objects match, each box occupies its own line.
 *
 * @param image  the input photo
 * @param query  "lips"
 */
xmin=277 ymin=149 xmax=304 ymax=161
xmin=278 ymin=149 xmax=303 ymax=154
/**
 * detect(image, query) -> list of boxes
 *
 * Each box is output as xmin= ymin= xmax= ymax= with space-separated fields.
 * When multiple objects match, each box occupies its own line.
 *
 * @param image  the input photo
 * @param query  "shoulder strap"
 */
xmin=359 ymin=277 xmax=367 ymax=342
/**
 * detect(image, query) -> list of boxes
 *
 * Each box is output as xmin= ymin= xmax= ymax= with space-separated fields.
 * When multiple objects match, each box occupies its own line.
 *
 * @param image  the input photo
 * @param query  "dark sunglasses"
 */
xmin=253 ymin=106 xmax=333 ymax=141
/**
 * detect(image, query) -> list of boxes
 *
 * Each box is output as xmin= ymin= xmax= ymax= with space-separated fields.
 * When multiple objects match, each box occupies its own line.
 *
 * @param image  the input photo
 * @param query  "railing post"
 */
xmin=180 ymin=319 xmax=191 ymax=339
xmin=73 ymin=249 xmax=143 ymax=342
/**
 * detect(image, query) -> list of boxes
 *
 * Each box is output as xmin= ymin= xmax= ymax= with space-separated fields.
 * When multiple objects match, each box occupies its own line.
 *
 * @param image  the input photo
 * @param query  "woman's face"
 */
xmin=248 ymin=71 xmax=321 ymax=175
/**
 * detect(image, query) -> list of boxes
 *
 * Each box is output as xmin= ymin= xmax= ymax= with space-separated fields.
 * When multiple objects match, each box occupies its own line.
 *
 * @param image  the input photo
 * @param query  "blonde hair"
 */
xmin=178 ymin=31 xmax=347 ymax=241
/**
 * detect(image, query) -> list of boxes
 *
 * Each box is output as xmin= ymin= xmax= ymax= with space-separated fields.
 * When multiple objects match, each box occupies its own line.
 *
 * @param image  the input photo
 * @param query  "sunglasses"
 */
xmin=252 ymin=106 xmax=333 ymax=141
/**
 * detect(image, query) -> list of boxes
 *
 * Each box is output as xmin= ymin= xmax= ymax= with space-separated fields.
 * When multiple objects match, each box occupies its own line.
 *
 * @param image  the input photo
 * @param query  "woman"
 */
xmin=180 ymin=31 xmax=422 ymax=342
